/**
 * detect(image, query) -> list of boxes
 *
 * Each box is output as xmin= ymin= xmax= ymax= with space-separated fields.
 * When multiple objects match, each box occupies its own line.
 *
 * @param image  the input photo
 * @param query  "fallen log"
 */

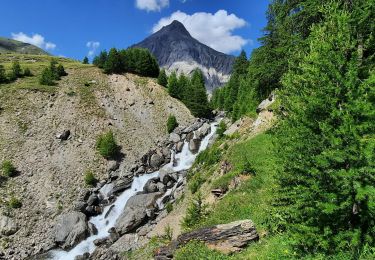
xmin=154 ymin=219 xmax=259 ymax=259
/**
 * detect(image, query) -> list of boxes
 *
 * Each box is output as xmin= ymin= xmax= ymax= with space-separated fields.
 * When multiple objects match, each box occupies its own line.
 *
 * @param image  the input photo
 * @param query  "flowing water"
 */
xmin=50 ymin=121 xmax=218 ymax=260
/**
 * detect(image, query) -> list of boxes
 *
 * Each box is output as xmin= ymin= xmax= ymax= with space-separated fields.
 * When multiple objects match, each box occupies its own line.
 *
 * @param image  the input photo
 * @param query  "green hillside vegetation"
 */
xmin=175 ymin=1 xmax=375 ymax=259
xmin=0 ymin=37 xmax=49 ymax=55
xmin=93 ymin=47 xmax=159 ymax=77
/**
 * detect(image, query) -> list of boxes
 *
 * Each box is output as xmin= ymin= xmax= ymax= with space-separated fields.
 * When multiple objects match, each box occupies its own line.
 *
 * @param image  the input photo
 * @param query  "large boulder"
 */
xmin=54 ymin=212 xmax=89 ymax=249
xmin=143 ymin=177 xmax=160 ymax=193
xmin=115 ymin=192 xmax=163 ymax=235
xmin=150 ymin=153 xmax=164 ymax=168
xmin=0 ymin=215 xmax=18 ymax=236
xmin=256 ymin=93 xmax=276 ymax=113
xmin=108 ymin=177 xmax=133 ymax=196
xmin=189 ymin=139 xmax=201 ymax=154
xmin=176 ymin=141 xmax=184 ymax=153
xmin=169 ymin=133 xmax=180 ymax=143
xmin=196 ymin=123 xmax=211 ymax=140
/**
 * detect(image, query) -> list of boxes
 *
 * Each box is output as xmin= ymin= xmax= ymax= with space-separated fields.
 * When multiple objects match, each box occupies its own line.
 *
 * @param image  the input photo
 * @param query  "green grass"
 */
xmin=122 ymin=236 xmax=168 ymax=259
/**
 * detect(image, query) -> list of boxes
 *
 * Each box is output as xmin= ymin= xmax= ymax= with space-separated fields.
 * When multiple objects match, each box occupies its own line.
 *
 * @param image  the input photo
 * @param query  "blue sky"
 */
xmin=0 ymin=0 xmax=270 ymax=60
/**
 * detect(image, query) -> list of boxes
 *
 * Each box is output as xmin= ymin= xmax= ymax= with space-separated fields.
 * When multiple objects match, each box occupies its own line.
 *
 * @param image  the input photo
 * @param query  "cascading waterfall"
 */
xmin=50 ymin=121 xmax=218 ymax=260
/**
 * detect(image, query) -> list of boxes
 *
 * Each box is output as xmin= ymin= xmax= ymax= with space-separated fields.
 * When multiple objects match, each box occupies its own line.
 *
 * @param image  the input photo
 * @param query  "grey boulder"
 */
xmin=114 ymin=192 xmax=163 ymax=235
xmin=0 ymin=215 xmax=18 ymax=236
xmin=54 ymin=212 xmax=89 ymax=249
xmin=189 ymin=139 xmax=201 ymax=154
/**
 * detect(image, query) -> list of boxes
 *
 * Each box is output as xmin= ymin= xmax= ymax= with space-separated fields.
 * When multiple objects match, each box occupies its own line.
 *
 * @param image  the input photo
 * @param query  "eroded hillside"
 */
xmin=0 ymin=54 xmax=194 ymax=258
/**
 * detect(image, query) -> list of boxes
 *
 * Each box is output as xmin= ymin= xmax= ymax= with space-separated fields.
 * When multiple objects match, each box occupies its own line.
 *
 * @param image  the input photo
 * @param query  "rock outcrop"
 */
xmin=0 ymin=215 xmax=18 ymax=236
xmin=154 ymin=220 xmax=259 ymax=259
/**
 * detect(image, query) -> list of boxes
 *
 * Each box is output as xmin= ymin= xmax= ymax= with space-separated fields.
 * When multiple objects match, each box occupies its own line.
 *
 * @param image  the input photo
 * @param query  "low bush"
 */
xmin=182 ymin=192 xmax=208 ymax=230
xmin=84 ymin=170 xmax=97 ymax=186
xmin=39 ymin=68 xmax=56 ymax=86
xmin=167 ymin=115 xmax=178 ymax=133
xmin=1 ymin=160 xmax=17 ymax=177
xmin=23 ymin=68 xmax=32 ymax=77
xmin=195 ymin=145 xmax=222 ymax=167
xmin=165 ymin=202 xmax=173 ymax=213
xmin=96 ymin=131 xmax=119 ymax=159
xmin=188 ymin=172 xmax=205 ymax=194
xmin=8 ymin=196 xmax=22 ymax=209
xmin=216 ymin=121 xmax=227 ymax=138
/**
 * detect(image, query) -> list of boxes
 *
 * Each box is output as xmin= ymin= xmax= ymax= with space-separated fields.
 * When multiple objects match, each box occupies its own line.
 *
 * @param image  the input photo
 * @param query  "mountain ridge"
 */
xmin=133 ymin=20 xmax=235 ymax=91
xmin=0 ymin=37 xmax=50 ymax=55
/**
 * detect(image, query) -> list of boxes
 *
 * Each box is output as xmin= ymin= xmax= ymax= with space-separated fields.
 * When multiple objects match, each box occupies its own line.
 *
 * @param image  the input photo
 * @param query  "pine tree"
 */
xmin=158 ymin=69 xmax=168 ymax=87
xmin=104 ymin=48 xmax=123 ymax=74
xmin=93 ymin=50 xmax=108 ymax=68
xmin=167 ymin=72 xmax=179 ymax=99
xmin=82 ymin=56 xmax=89 ymax=64
xmin=275 ymin=3 xmax=375 ymax=256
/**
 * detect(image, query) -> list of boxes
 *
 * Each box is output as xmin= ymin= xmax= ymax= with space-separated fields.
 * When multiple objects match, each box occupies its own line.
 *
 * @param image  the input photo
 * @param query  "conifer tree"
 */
xmin=157 ymin=69 xmax=168 ymax=87
xmin=82 ymin=56 xmax=89 ymax=64
xmin=167 ymin=72 xmax=179 ymax=99
xmin=104 ymin=48 xmax=123 ymax=74
xmin=275 ymin=4 xmax=375 ymax=256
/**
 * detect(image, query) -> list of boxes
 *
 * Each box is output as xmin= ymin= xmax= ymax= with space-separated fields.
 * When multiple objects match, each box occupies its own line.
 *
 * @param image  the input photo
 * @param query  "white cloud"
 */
xmin=11 ymin=32 xmax=57 ymax=50
xmin=152 ymin=10 xmax=249 ymax=54
xmin=86 ymin=41 xmax=100 ymax=57
xmin=136 ymin=0 xmax=169 ymax=12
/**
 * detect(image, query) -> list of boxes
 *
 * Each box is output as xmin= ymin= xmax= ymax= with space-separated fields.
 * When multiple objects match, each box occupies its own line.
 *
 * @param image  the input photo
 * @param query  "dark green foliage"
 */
xmin=84 ymin=171 xmax=97 ymax=186
xmin=1 ymin=160 xmax=16 ymax=177
xmin=96 ymin=131 xmax=119 ymax=159
xmin=167 ymin=72 xmax=179 ymax=98
xmin=8 ymin=196 xmax=22 ymax=209
xmin=165 ymin=202 xmax=173 ymax=213
xmin=157 ymin=69 xmax=168 ymax=87
xmin=23 ymin=67 xmax=32 ymax=77
xmin=274 ymin=3 xmax=375 ymax=257
xmin=95 ymin=48 xmax=159 ymax=77
xmin=0 ymin=64 xmax=7 ymax=83
xmin=216 ymin=121 xmax=227 ymax=138
xmin=11 ymin=61 xmax=22 ymax=78
xmin=167 ymin=115 xmax=178 ymax=133
xmin=182 ymin=192 xmax=208 ymax=230
xmin=93 ymin=50 xmax=108 ymax=68
xmin=82 ymin=56 xmax=89 ymax=64
xmin=39 ymin=60 xmax=67 ymax=86
xmin=188 ymin=172 xmax=205 ymax=194
xmin=39 ymin=68 xmax=56 ymax=86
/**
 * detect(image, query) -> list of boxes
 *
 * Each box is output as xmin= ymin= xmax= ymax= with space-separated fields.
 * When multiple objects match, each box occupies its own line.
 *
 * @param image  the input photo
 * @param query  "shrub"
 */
xmin=195 ymin=145 xmax=222 ymax=167
xmin=216 ymin=121 xmax=227 ymax=138
xmin=11 ymin=61 xmax=22 ymax=78
xmin=0 ymin=65 xmax=8 ymax=83
xmin=164 ymin=225 xmax=173 ymax=241
xmin=84 ymin=170 xmax=97 ymax=186
xmin=39 ymin=68 xmax=56 ymax=86
xmin=96 ymin=131 xmax=119 ymax=159
xmin=188 ymin=172 xmax=205 ymax=194
xmin=1 ymin=160 xmax=17 ymax=177
xmin=165 ymin=202 xmax=173 ymax=213
xmin=8 ymin=196 xmax=22 ymax=209
xmin=182 ymin=192 xmax=208 ymax=230
xmin=83 ymin=56 xmax=89 ymax=64
xmin=167 ymin=115 xmax=178 ymax=133
xmin=23 ymin=68 xmax=32 ymax=77
xmin=158 ymin=69 xmax=168 ymax=87
xmin=56 ymin=64 xmax=67 ymax=77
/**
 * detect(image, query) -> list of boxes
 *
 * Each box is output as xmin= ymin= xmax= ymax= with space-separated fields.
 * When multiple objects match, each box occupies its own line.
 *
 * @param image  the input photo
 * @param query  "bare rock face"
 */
xmin=154 ymin=220 xmax=259 ymax=259
xmin=0 ymin=215 xmax=18 ymax=236
xmin=133 ymin=20 xmax=235 ymax=92
xmin=114 ymin=192 xmax=163 ymax=235
xmin=54 ymin=212 xmax=89 ymax=249
xmin=150 ymin=153 xmax=165 ymax=168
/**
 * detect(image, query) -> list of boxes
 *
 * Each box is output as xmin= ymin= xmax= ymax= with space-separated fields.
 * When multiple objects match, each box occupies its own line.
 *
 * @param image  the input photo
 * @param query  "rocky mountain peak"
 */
xmin=133 ymin=21 xmax=235 ymax=92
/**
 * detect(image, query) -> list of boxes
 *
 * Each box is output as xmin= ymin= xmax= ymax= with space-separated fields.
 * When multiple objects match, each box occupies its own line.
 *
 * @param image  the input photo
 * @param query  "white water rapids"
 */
xmin=50 ymin=121 xmax=218 ymax=260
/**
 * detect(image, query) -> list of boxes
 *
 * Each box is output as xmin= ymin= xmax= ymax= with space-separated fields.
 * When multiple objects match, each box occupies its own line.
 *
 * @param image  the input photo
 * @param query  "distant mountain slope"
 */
xmin=0 ymin=37 xmax=50 ymax=55
xmin=133 ymin=20 xmax=235 ymax=92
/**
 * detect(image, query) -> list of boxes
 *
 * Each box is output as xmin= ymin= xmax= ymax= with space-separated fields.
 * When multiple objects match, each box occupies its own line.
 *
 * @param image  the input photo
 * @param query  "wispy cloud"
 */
xmin=153 ymin=10 xmax=250 ymax=54
xmin=11 ymin=32 xmax=56 ymax=50
xmin=86 ymin=41 xmax=100 ymax=57
xmin=135 ymin=0 xmax=169 ymax=12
